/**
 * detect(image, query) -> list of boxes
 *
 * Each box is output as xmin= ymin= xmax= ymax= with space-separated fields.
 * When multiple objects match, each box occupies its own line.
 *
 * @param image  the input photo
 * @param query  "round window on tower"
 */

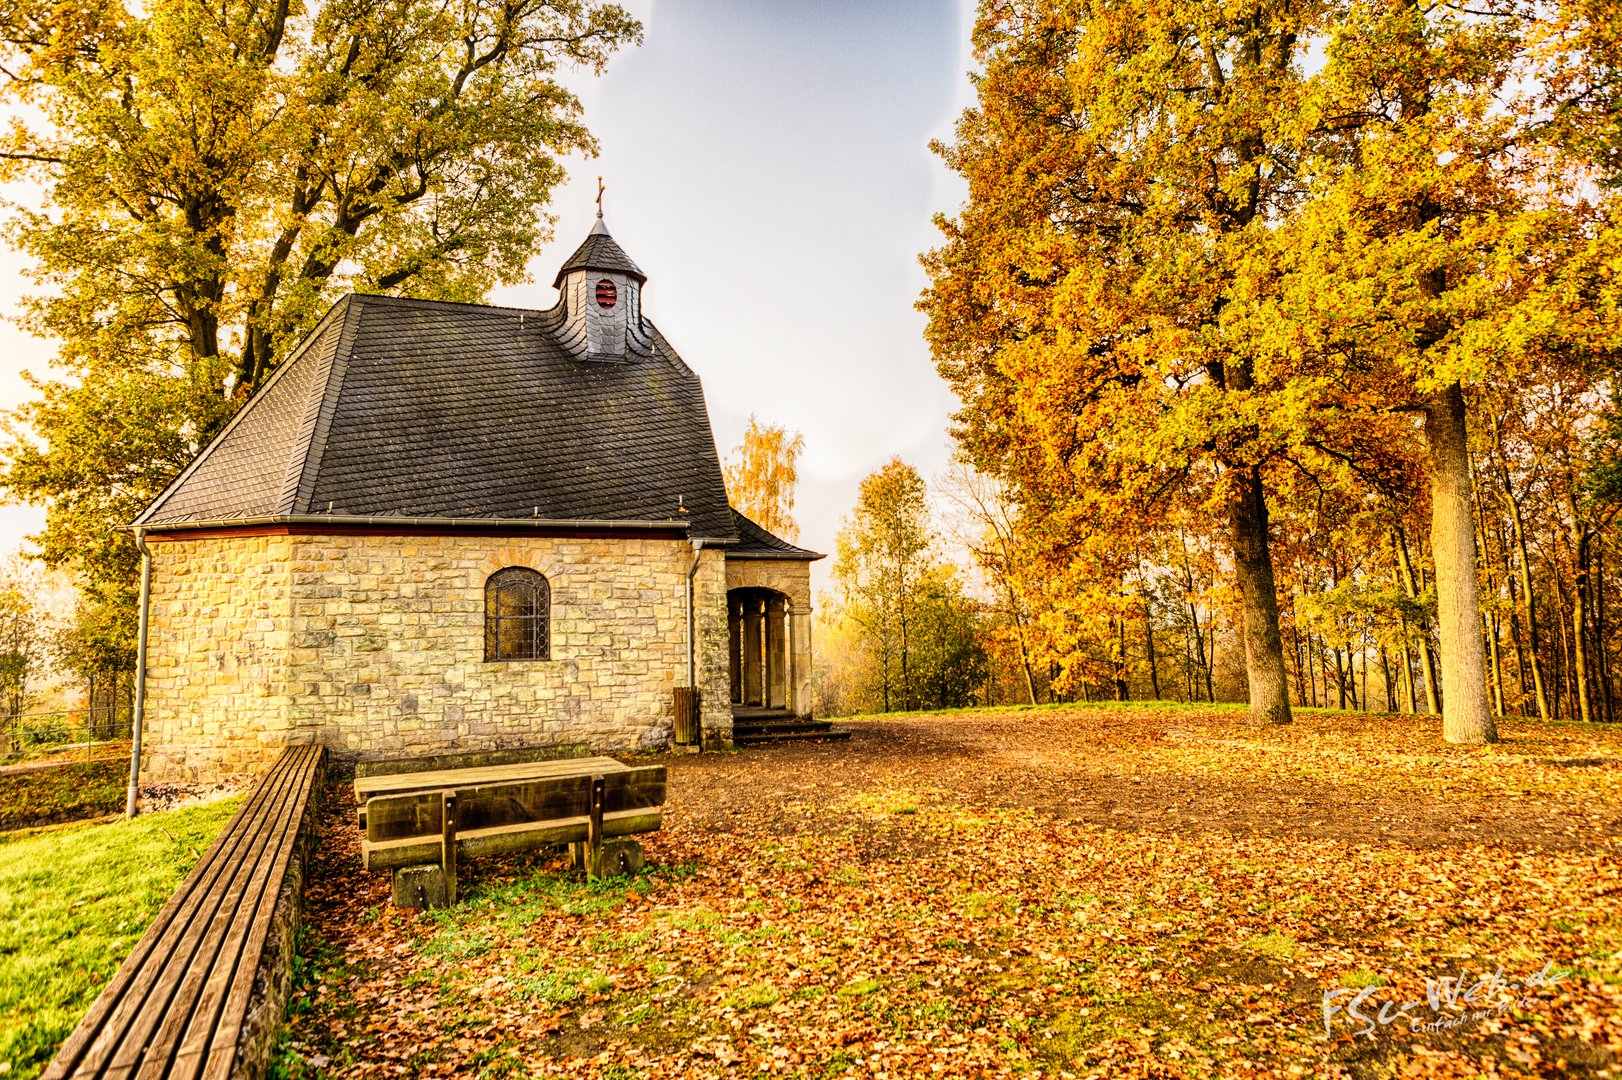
xmin=595 ymin=279 xmax=617 ymax=309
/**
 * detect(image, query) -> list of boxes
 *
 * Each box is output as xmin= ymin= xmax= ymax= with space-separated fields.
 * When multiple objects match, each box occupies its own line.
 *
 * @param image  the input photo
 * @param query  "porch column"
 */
xmin=784 ymin=601 xmax=799 ymax=715
xmin=728 ymin=599 xmax=743 ymax=704
xmin=742 ymin=599 xmax=763 ymax=707
xmin=793 ymin=603 xmax=814 ymax=718
xmin=768 ymin=597 xmax=789 ymax=709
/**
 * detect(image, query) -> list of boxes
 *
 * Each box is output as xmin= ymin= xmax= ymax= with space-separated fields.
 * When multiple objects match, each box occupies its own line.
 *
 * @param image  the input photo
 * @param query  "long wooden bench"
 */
xmin=45 ymin=743 xmax=325 ymax=1080
xmin=356 ymin=756 xmax=664 ymax=905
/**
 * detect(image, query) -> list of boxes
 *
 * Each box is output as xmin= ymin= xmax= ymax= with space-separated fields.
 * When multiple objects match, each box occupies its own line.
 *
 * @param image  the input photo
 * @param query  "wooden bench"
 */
xmin=45 ymin=743 xmax=325 ymax=1080
xmin=355 ymin=756 xmax=665 ymax=906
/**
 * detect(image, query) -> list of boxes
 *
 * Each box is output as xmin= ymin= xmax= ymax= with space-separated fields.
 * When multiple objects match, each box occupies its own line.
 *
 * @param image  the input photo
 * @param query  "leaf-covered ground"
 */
xmin=277 ymin=704 xmax=1622 ymax=1078
xmin=0 ymin=756 xmax=128 ymax=831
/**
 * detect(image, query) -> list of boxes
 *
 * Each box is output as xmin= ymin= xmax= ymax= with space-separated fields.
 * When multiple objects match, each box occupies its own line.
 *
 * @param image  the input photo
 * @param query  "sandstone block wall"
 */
xmin=142 ymin=532 xmax=730 ymax=782
xmin=143 ymin=535 xmax=296 ymax=780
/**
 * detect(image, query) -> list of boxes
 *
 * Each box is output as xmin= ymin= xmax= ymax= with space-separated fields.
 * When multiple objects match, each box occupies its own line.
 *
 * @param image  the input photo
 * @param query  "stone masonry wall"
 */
xmin=142 ymin=532 xmax=729 ymax=782
xmin=694 ymin=547 xmax=732 ymax=749
xmin=143 ymin=536 xmax=295 ymax=780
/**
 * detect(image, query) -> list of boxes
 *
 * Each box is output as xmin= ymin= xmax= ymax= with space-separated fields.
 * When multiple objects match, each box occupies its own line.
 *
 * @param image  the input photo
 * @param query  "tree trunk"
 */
xmin=1567 ymin=493 xmax=1594 ymax=725
xmin=1225 ymin=466 xmax=1292 ymax=725
xmin=1498 ymin=449 xmax=1552 ymax=721
xmin=1424 ymin=384 xmax=1497 ymax=743
xmin=1394 ymin=534 xmax=1442 ymax=715
xmin=1144 ymin=596 xmax=1161 ymax=700
xmin=1189 ymin=600 xmax=1209 ymax=702
xmin=1488 ymin=608 xmax=1506 ymax=718
xmin=1598 ymin=542 xmax=1615 ymax=722
xmin=1289 ymin=616 xmax=1307 ymax=707
xmin=1360 ymin=639 xmax=1368 ymax=712
xmin=1380 ymin=647 xmax=1394 ymax=712
xmin=1474 ymin=492 xmax=1507 ymax=719
xmin=1113 ymin=616 xmax=1130 ymax=701
xmin=1334 ymin=646 xmax=1347 ymax=710
xmin=1307 ymin=632 xmax=1319 ymax=707
xmin=1398 ymin=619 xmax=1417 ymax=713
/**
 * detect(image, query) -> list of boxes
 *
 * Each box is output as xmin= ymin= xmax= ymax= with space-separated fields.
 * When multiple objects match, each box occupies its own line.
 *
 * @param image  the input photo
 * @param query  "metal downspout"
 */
xmin=686 ymin=539 xmax=707 ymax=687
xmin=126 ymin=528 xmax=153 ymax=819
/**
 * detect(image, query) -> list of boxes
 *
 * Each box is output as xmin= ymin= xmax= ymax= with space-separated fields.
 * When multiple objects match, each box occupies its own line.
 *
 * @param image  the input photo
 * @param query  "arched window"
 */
xmin=485 ymin=568 xmax=550 ymax=661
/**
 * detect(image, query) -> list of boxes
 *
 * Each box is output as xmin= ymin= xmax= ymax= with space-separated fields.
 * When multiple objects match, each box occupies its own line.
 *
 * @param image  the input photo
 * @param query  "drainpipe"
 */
xmin=685 ymin=538 xmax=708 ymax=687
xmin=126 ymin=528 xmax=153 ymax=819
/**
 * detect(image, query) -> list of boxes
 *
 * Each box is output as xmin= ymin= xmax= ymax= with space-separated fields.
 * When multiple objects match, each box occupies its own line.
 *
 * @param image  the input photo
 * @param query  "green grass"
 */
xmin=0 ymin=759 xmax=128 ymax=831
xmin=1242 ymin=931 xmax=1303 ymax=961
xmin=0 ymin=796 xmax=243 ymax=1078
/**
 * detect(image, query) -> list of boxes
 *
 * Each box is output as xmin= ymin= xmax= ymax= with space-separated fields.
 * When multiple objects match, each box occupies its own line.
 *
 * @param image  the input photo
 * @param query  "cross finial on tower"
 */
xmin=595 ymin=176 xmax=604 ymax=219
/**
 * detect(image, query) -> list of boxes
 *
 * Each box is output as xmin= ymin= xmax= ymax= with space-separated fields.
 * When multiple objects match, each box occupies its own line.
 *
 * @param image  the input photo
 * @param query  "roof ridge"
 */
xmin=286 ymin=296 xmax=363 ymax=514
xmin=346 ymin=293 xmax=547 ymax=317
xmin=133 ymin=296 xmax=354 ymax=527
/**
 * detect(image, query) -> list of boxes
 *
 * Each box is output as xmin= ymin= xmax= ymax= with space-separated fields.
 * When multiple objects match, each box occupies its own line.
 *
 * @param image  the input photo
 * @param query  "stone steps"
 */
xmin=732 ymin=713 xmax=852 ymax=745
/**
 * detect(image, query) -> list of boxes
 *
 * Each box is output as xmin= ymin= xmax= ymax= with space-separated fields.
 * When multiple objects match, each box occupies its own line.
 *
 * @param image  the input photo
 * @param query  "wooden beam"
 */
xmin=362 ymin=809 xmax=662 ymax=871
xmin=354 ymin=756 xmax=629 ymax=800
xmin=441 ymin=791 xmax=457 ymax=906
xmin=586 ymin=776 xmax=605 ymax=879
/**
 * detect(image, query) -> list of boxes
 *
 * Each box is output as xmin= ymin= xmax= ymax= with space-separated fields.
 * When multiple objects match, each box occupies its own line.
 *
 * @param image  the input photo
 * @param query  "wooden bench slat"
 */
xmin=353 ymin=756 xmax=628 ymax=799
xmin=131 ymin=749 xmax=315 ymax=1080
xmin=364 ymin=767 xmax=667 ymax=843
xmin=182 ymin=747 xmax=322 ymax=1080
xmin=362 ymin=807 xmax=663 ymax=870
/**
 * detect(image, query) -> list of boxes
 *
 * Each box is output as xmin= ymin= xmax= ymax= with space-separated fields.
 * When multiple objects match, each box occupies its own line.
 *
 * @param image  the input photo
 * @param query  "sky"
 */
xmin=0 ymin=0 xmax=977 ymax=596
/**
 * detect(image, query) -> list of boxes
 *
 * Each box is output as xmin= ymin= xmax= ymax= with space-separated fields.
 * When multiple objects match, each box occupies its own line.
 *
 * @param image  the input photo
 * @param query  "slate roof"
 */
xmin=554 ymin=218 xmax=645 ymax=286
xmin=730 ymin=510 xmax=823 ymax=560
xmin=135 ymin=291 xmax=738 ymax=541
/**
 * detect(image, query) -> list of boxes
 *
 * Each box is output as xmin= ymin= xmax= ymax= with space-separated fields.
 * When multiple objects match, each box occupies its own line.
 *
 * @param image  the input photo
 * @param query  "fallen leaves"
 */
xmin=276 ymin=705 xmax=1622 ymax=1078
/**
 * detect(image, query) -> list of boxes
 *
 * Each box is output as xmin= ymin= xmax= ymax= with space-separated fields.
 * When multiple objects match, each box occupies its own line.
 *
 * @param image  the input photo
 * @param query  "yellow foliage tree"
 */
xmin=723 ymin=415 xmax=806 ymax=540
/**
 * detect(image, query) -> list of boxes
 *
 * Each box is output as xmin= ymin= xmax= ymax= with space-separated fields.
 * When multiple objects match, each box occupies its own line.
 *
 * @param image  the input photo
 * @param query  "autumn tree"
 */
xmin=724 ymin=415 xmax=806 ymax=540
xmin=832 ymin=459 xmax=933 ymax=712
xmin=1277 ymin=0 xmax=1621 ymax=742
xmin=922 ymin=0 xmax=1353 ymax=727
xmin=0 ymin=0 xmax=641 ymax=611
xmin=939 ymin=460 xmax=1041 ymax=705
xmin=0 ymin=558 xmax=49 ymax=720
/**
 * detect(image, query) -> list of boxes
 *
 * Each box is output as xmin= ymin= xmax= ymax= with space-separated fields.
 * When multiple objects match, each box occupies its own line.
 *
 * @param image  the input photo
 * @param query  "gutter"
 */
xmin=124 ymin=513 xmax=699 ymax=533
xmin=126 ymin=528 xmax=153 ymax=819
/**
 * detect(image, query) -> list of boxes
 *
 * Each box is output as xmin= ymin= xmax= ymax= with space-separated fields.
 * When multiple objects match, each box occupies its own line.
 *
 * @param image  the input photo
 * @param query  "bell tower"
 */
xmin=553 ymin=182 xmax=654 ymax=363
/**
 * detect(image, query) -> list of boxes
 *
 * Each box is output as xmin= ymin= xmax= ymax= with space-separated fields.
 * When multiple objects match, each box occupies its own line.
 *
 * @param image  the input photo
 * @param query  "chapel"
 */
xmin=130 ymin=211 xmax=824 ymax=780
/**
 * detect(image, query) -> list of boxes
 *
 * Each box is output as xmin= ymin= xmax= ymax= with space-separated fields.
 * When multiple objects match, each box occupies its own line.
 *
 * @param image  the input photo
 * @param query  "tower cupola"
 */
xmin=553 ymin=189 xmax=653 ymax=362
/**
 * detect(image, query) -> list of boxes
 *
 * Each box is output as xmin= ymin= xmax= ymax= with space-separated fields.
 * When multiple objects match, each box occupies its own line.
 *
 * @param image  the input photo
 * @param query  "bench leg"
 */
xmin=585 ymin=776 xmax=605 ymax=879
xmin=441 ymin=790 xmax=457 ymax=905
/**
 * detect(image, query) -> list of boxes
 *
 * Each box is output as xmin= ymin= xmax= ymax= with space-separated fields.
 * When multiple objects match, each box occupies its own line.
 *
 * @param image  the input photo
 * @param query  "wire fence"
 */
xmin=0 ymin=704 xmax=133 ymax=765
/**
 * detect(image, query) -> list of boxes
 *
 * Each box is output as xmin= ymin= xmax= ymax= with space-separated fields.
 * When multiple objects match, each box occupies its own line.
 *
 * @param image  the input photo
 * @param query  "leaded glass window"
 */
xmin=484 ymin=568 xmax=550 ymax=661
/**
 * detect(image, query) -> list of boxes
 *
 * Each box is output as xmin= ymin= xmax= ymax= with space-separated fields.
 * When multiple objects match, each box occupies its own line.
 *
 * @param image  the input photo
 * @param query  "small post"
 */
xmin=125 ymin=530 xmax=153 ymax=819
xmin=586 ymin=776 xmax=605 ymax=879
xmin=441 ymin=790 xmax=457 ymax=905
